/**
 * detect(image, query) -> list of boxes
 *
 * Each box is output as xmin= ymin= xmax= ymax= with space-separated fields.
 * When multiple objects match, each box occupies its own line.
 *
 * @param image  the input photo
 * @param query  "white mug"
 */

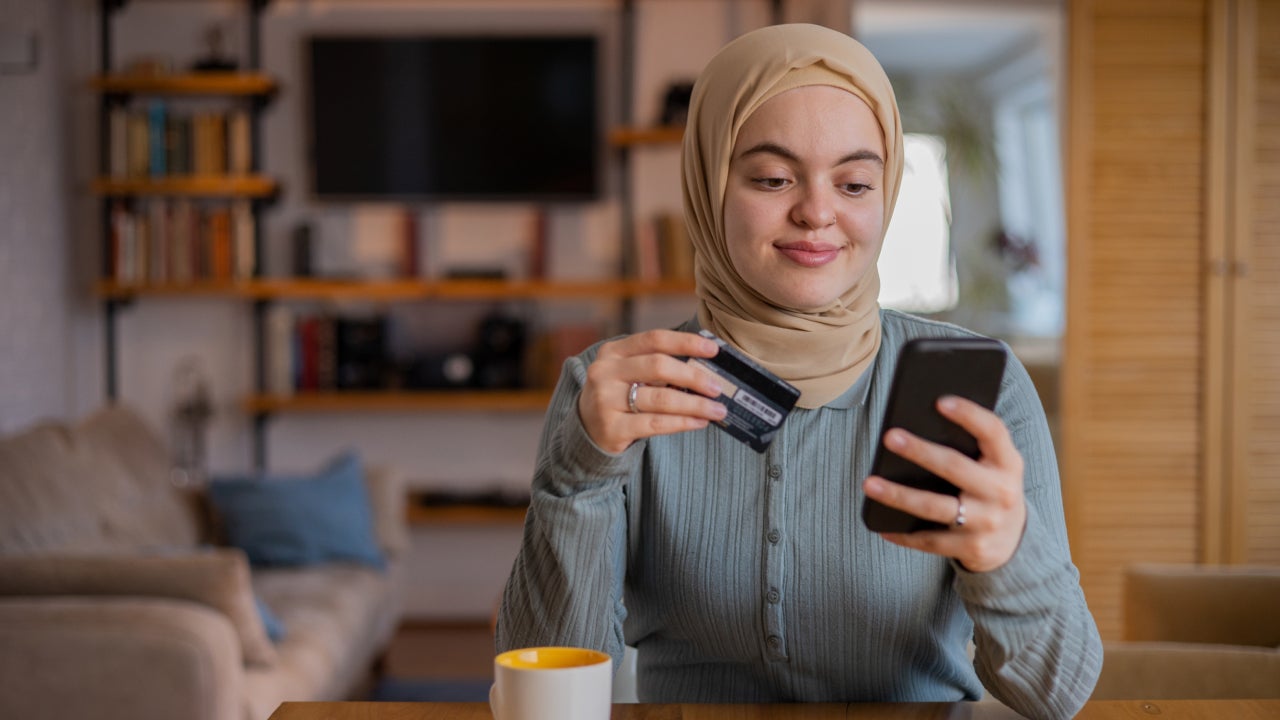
xmin=489 ymin=646 xmax=612 ymax=720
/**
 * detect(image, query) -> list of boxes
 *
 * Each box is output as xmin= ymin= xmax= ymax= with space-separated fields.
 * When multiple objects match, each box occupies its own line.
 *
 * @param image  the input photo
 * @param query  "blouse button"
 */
xmin=767 ymin=588 xmax=781 ymax=604
xmin=767 ymin=529 xmax=781 ymax=544
xmin=767 ymin=464 xmax=782 ymax=479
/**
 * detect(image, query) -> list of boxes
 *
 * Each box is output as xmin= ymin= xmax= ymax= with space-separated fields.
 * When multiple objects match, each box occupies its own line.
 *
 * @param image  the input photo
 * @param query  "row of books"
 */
xmin=263 ymin=308 xmax=606 ymax=397
xmin=108 ymin=199 xmax=255 ymax=284
xmin=265 ymin=309 xmax=390 ymax=395
xmin=633 ymin=211 xmax=695 ymax=282
xmin=107 ymin=102 xmax=252 ymax=179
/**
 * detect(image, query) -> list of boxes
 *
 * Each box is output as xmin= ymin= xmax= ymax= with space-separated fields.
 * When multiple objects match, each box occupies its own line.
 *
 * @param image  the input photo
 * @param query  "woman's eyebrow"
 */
xmin=737 ymin=141 xmax=884 ymax=167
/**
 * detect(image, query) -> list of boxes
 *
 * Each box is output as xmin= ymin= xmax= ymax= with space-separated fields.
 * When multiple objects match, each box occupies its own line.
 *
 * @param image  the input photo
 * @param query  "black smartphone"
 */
xmin=861 ymin=337 xmax=1008 ymax=534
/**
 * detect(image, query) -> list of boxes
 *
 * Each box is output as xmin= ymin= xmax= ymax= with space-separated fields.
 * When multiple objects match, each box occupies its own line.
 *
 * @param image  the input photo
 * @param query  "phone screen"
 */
xmin=861 ymin=337 xmax=1007 ymax=534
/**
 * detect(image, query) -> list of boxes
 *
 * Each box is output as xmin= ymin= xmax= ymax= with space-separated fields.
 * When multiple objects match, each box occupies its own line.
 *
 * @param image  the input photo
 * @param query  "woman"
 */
xmin=497 ymin=23 xmax=1102 ymax=720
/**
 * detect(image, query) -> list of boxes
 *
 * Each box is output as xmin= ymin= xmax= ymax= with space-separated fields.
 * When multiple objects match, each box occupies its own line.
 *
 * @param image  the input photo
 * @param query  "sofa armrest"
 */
xmin=0 ymin=550 xmax=277 ymax=667
xmin=0 ymin=597 xmax=244 ymax=720
xmin=1093 ymin=641 xmax=1280 ymax=700
xmin=365 ymin=463 xmax=409 ymax=560
xmin=1124 ymin=563 xmax=1280 ymax=647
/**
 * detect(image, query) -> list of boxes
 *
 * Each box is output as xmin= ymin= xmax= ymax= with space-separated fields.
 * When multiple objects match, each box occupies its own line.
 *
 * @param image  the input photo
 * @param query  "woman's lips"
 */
xmin=775 ymin=241 xmax=842 ymax=267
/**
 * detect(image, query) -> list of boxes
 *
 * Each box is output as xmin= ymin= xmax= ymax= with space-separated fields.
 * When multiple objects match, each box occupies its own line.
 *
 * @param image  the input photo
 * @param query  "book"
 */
xmin=108 ymin=106 xmax=128 ymax=178
xmin=232 ymin=199 xmax=255 ymax=280
xmin=126 ymin=110 xmax=149 ymax=178
xmin=633 ymin=215 xmax=661 ymax=281
xmin=228 ymin=109 xmax=251 ymax=174
xmin=266 ymin=304 xmax=295 ymax=396
xmin=658 ymin=211 xmax=694 ymax=281
xmin=207 ymin=205 xmax=232 ymax=280
xmin=147 ymin=200 xmax=169 ymax=284
xmin=170 ymin=199 xmax=194 ymax=284
xmin=167 ymin=113 xmax=190 ymax=176
xmin=147 ymin=101 xmax=167 ymax=177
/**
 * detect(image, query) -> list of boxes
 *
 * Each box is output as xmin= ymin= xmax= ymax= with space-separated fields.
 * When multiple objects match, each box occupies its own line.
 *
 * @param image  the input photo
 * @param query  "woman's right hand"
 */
xmin=577 ymin=329 xmax=729 ymax=454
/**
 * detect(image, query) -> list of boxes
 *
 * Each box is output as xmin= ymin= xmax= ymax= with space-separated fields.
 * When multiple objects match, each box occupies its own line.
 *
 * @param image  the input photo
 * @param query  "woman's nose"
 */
xmin=790 ymin=186 xmax=837 ymax=229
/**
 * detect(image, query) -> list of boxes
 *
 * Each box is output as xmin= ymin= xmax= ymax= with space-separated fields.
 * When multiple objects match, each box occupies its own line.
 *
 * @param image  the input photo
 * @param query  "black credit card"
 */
xmin=686 ymin=330 xmax=801 ymax=452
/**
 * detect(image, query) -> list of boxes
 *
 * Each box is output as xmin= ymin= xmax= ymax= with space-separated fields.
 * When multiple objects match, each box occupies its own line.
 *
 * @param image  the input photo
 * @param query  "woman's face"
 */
xmin=722 ymin=85 xmax=886 ymax=311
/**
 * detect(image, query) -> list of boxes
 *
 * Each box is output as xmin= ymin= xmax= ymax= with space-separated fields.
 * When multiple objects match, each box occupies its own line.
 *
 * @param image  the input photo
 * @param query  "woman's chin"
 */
xmin=761 ymin=287 xmax=847 ymax=313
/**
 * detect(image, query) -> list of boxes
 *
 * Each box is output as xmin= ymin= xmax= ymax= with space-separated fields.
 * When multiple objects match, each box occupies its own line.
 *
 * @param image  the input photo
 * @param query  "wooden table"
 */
xmin=269 ymin=699 xmax=1280 ymax=720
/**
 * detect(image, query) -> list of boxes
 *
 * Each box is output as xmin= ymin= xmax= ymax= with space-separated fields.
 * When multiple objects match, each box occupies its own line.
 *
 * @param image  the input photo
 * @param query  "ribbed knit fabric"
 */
xmin=497 ymin=310 xmax=1103 ymax=720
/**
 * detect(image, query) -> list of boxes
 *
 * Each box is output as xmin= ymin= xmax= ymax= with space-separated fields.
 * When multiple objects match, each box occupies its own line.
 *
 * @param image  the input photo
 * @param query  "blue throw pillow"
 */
xmin=255 ymin=594 xmax=287 ymax=642
xmin=208 ymin=451 xmax=386 ymax=570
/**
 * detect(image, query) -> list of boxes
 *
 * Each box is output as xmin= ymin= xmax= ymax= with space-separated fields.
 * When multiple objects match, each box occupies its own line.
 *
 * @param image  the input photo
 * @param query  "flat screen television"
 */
xmin=307 ymin=35 xmax=600 ymax=201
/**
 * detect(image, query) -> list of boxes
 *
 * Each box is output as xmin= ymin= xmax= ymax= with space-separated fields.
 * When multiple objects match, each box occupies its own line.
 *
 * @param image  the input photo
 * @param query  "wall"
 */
xmin=62 ymin=0 xmax=768 ymax=620
xmin=17 ymin=0 xmax=1052 ymax=621
xmin=0 ymin=0 xmax=93 ymax=433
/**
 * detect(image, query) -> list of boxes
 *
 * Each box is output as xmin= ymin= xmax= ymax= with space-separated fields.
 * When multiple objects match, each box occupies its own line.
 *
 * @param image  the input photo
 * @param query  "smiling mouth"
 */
xmin=775 ymin=242 xmax=842 ymax=268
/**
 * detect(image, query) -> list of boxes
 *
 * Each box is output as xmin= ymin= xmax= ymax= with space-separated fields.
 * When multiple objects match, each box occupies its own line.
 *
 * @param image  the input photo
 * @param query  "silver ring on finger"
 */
xmin=627 ymin=382 xmax=643 ymax=414
xmin=953 ymin=496 xmax=967 ymax=528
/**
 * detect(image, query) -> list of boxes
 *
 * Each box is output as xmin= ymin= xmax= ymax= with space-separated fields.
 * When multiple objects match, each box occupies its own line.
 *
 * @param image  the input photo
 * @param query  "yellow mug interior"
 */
xmin=496 ymin=646 xmax=610 ymax=670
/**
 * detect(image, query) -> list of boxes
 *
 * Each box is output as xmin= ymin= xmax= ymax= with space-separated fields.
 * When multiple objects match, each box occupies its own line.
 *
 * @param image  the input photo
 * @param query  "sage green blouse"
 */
xmin=497 ymin=310 xmax=1102 ymax=720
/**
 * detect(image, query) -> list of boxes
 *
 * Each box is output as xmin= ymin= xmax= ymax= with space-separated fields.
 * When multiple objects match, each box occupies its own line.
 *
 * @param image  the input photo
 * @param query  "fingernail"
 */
xmin=865 ymin=477 xmax=883 ymax=494
xmin=939 ymin=396 xmax=958 ymax=411
xmin=711 ymin=403 xmax=728 ymax=419
xmin=885 ymin=430 xmax=906 ymax=448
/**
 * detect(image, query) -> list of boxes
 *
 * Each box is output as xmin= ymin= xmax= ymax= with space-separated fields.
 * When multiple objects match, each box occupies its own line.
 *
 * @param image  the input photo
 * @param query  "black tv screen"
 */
xmin=308 ymin=35 xmax=600 ymax=201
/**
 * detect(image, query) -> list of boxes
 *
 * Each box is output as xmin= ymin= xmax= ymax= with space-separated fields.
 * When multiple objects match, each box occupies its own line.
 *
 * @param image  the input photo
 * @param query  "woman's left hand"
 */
xmin=862 ymin=395 xmax=1027 ymax=573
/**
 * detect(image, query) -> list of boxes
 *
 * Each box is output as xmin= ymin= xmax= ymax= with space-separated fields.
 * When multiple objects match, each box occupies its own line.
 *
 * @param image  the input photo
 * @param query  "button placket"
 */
xmin=762 ymin=452 xmax=787 ymax=661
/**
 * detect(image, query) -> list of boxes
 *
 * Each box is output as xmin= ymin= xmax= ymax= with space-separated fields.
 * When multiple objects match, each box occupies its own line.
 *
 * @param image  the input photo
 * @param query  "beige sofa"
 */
xmin=0 ymin=405 xmax=408 ymax=720
xmin=1092 ymin=563 xmax=1280 ymax=699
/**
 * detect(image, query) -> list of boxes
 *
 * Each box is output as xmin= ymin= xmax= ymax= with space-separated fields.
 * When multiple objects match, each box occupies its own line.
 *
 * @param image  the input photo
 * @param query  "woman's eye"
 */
xmin=752 ymin=177 xmax=790 ymax=190
xmin=841 ymin=183 xmax=873 ymax=196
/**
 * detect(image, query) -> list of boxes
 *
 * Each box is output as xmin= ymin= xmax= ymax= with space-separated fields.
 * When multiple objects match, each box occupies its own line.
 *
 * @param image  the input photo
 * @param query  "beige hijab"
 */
xmin=682 ymin=23 xmax=904 ymax=408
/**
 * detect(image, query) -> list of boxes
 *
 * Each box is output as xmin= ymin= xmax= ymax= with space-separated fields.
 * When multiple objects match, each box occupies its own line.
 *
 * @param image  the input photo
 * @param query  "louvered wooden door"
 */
xmin=1064 ymin=0 xmax=1280 ymax=639
xmin=1234 ymin=0 xmax=1280 ymax=564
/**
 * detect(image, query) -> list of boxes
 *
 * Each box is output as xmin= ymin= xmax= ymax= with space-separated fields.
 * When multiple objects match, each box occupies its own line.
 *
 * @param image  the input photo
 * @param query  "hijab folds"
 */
xmin=682 ymin=23 xmax=904 ymax=408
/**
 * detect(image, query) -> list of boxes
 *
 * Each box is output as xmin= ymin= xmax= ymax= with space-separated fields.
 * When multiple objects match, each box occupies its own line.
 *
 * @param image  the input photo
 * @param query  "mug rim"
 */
xmin=495 ymin=646 xmax=611 ymax=670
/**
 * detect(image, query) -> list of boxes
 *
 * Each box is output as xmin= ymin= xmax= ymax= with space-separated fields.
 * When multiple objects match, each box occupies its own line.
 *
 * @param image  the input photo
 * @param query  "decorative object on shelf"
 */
xmin=291 ymin=221 xmax=313 ymax=277
xmin=474 ymin=313 xmax=528 ymax=390
xmin=191 ymin=24 xmax=238 ymax=72
xmin=169 ymin=356 xmax=213 ymax=488
xmin=659 ymin=80 xmax=695 ymax=126
xmin=403 ymin=352 xmax=475 ymax=390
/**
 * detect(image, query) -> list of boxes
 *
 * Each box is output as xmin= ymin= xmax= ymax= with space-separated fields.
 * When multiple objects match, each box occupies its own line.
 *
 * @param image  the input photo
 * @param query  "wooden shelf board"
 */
xmin=92 ymin=72 xmax=277 ymax=96
xmin=609 ymin=125 xmax=685 ymax=146
xmin=250 ymin=278 xmax=695 ymax=301
xmin=94 ymin=278 xmax=695 ymax=301
xmin=405 ymin=504 xmax=527 ymax=526
xmin=93 ymin=175 xmax=279 ymax=198
xmin=96 ymin=280 xmax=253 ymax=299
xmin=243 ymin=390 xmax=554 ymax=414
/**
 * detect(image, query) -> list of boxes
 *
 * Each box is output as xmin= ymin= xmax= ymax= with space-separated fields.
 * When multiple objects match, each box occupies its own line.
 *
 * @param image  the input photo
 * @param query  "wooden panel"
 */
xmin=91 ymin=175 xmax=279 ymax=198
xmin=242 ymin=391 xmax=553 ymax=414
xmin=91 ymin=72 xmax=276 ymax=96
xmin=1239 ymin=0 xmax=1280 ymax=563
xmin=1064 ymin=0 xmax=1210 ymax=638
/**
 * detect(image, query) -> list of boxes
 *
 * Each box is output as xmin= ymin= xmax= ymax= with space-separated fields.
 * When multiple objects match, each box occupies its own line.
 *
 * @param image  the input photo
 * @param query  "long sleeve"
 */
xmin=955 ymin=355 xmax=1104 ymax=720
xmin=494 ymin=312 xmax=1103 ymax=713
xmin=495 ymin=350 xmax=636 ymax=668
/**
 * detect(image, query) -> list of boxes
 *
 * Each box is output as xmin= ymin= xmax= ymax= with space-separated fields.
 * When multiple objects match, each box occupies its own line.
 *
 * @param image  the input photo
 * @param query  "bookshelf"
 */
xmin=95 ymin=0 xmax=278 ymax=406
xmin=93 ymin=0 xmax=701 ymax=468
